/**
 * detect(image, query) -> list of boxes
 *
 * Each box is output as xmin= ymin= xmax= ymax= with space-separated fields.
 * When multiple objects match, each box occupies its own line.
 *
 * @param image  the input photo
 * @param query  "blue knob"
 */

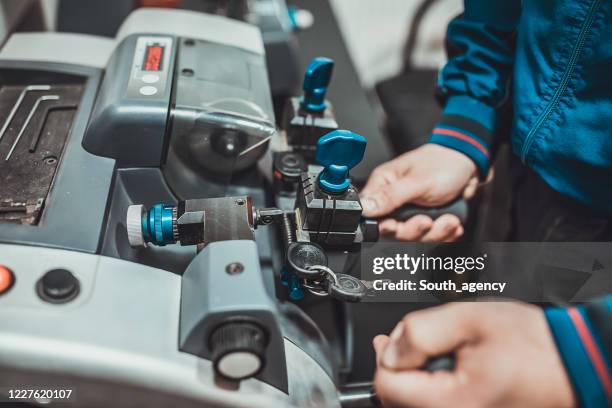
xmin=300 ymin=57 xmax=334 ymax=113
xmin=141 ymin=204 xmax=176 ymax=246
xmin=316 ymin=130 xmax=367 ymax=194
xmin=288 ymin=273 xmax=305 ymax=301
xmin=280 ymin=267 xmax=304 ymax=300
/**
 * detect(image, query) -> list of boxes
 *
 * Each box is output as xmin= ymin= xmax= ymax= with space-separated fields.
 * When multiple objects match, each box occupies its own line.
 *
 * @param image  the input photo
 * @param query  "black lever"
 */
xmin=422 ymin=353 xmax=455 ymax=372
xmin=345 ymin=354 xmax=456 ymax=408
xmin=385 ymin=198 xmax=468 ymax=225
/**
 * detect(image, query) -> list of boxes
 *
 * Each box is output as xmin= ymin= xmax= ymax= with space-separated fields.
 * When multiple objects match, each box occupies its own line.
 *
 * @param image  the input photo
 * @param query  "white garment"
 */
xmin=330 ymin=0 xmax=463 ymax=88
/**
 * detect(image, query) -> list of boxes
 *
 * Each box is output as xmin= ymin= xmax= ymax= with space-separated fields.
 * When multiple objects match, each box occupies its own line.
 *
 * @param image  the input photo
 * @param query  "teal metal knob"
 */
xmin=316 ymin=130 xmax=367 ymax=194
xmin=300 ymin=57 xmax=334 ymax=112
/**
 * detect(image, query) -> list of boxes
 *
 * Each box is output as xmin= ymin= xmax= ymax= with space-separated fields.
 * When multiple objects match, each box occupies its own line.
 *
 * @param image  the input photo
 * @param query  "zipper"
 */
xmin=520 ymin=0 xmax=601 ymax=162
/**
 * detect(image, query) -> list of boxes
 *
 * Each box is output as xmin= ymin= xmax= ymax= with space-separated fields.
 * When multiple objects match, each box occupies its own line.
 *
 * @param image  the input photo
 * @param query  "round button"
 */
xmin=139 ymin=85 xmax=158 ymax=96
xmin=218 ymin=351 xmax=262 ymax=380
xmin=0 ymin=265 xmax=15 ymax=295
xmin=37 ymin=269 xmax=79 ymax=304
xmin=142 ymin=74 xmax=160 ymax=84
xmin=209 ymin=320 xmax=268 ymax=381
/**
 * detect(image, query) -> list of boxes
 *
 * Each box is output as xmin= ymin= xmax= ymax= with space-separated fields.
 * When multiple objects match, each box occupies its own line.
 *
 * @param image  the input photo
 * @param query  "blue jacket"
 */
xmin=546 ymin=297 xmax=612 ymax=408
xmin=429 ymin=0 xmax=612 ymax=213
xmin=429 ymin=2 xmax=612 ymax=406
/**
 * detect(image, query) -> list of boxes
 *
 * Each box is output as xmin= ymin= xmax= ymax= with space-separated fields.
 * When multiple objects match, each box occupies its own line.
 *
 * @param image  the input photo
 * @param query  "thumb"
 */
xmin=373 ymin=335 xmax=390 ymax=367
xmin=361 ymin=174 xmax=426 ymax=218
xmin=381 ymin=303 xmax=479 ymax=371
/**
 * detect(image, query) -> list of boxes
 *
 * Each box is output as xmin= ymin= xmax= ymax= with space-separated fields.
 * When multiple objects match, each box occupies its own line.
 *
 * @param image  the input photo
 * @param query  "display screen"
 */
xmin=143 ymin=44 xmax=164 ymax=71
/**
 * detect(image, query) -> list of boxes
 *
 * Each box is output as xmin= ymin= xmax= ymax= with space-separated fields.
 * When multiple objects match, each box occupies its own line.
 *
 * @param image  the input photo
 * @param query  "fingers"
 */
xmin=379 ymin=214 xmax=463 ymax=242
xmin=462 ymin=177 xmax=478 ymax=200
xmin=360 ymin=166 xmax=396 ymax=199
xmin=362 ymin=176 xmax=427 ymax=218
xmin=372 ymin=308 xmax=470 ymax=408
xmin=361 ymin=153 xmax=415 ymax=199
xmin=381 ymin=303 xmax=479 ymax=371
xmin=373 ymin=334 xmax=390 ymax=366
xmin=374 ymin=366 xmax=459 ymax=408
xmin=421 ymin=214 xmax=463 ymax=242
xmin=391 ymin=215 xmax=433 ymax=241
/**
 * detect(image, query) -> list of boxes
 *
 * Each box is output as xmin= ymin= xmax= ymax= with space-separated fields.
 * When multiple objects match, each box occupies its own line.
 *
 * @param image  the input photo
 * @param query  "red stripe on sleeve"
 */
xmin=432 ymin=127 xmax=490 ymax=158
xmin=568 ymin=307 xmax=612 ymax=401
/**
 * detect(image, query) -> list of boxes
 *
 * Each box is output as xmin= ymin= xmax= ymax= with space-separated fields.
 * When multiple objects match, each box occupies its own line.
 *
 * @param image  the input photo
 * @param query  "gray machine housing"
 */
xmin=0 ymin=9 xmax=342 ymax=408
xmin=83 ymin=34 xmax=176 ymax=167
xmin=180 ymin=241 xmax=288 ymax=391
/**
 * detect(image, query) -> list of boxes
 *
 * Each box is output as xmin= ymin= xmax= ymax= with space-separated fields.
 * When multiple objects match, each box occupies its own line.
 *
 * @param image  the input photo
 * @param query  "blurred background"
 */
xmin=13 ymin=0 xmax=463 ymax=87
xmin=5 ymin=0 xmax=474 ymax=171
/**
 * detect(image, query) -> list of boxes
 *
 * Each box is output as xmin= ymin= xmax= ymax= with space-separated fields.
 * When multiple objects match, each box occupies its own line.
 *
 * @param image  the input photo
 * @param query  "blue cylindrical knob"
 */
xmin=300 ymin=57 xmax=334 ymax=113
xmin=144 ymin=204 xmax=176 ymax=246
xmin=316 ymin=130 xmax=367 ymax=194
xmin=127 ymin=203 xmax=177 ymax=247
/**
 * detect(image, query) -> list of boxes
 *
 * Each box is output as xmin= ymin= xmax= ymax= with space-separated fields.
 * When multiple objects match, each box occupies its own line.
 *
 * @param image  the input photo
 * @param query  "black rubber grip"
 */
xmin=369 ymin=355 xmax=455 ymax=407
xmin=424 ymin=354 xmax=455 ymax=372
xmin=387 ymin=198 xmax=468 ymax=224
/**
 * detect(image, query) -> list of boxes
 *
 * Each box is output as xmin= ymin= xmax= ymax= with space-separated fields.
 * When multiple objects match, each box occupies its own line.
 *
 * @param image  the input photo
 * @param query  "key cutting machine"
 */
xmin=0 ymin=7 xmax=465 ymax=408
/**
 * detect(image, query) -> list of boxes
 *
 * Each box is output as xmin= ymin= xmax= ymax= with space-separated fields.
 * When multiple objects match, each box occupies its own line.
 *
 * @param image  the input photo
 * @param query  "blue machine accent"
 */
xmin=287 ymin=6 xmax=299 ymax=30
xmin=300 ymin=57 xmax=334 ymax=113
xmin=288 ymin=273 xmax=305 ymax=301
xmin=316 ymin=130 xmax=367 ymax=194
xmin=280 ymin=267 xmax=305 ymax=301
xmin=142 ymin=204 xmax=176 ymax=246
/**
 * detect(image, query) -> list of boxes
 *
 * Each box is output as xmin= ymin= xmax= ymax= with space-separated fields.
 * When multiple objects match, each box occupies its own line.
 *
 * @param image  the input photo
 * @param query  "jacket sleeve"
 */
xmin=545 ymin=296 xmax=612 ymax=408
xmin=429 ymin=0 xmax=521 ymax=179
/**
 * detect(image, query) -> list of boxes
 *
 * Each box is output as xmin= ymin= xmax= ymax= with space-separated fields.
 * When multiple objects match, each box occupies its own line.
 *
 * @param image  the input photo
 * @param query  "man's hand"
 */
xmin=373 ymin=302 xmax=576 ymax=408
xmin=360 ymin=144 xmax=478 ymax=241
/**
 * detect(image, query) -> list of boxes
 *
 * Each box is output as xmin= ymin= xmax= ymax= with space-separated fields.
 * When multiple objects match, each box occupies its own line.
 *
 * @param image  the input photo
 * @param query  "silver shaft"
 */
xmin=5 ymin=95 xmax=60 ymax=161
xmin=0 ymin=85 xmax=51 ymax=143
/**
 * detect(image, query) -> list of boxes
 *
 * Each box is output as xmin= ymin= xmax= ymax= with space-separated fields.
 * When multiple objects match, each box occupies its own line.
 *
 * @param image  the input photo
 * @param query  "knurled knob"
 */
xmin=126 ymin=204 xmax=146 ymax=247
xmin=209 ymin=320 xmax=268 ymax=381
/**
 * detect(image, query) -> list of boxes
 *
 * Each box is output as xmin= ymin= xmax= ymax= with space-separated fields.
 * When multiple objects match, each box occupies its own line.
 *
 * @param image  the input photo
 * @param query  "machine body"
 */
xmin=0 ymin=8 xmax=340 ymax=408
xmin=0 ymin=6 xmax=459 ymax=407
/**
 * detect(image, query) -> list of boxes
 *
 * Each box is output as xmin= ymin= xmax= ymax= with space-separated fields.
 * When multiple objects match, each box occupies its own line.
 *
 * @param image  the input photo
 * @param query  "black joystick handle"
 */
xmin=367 ymin=354 xmax=456 ymax=408
xmin=423 ymin=353 xmax=455 ymax=372
xmin=387 ymin=198 xmax=468 ymax=225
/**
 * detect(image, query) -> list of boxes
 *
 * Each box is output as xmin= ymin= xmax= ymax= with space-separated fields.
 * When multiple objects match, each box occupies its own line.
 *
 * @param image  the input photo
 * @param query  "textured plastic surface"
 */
xmin=316 ymin=130 xmax=367 ymax=193
xmin=300 ymin=57 xmax=334 ymax=112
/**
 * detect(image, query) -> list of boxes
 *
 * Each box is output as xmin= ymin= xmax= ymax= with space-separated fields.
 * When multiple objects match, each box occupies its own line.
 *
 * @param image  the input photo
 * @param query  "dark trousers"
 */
xmin=510 ymin=157 xmax=612 ymax=241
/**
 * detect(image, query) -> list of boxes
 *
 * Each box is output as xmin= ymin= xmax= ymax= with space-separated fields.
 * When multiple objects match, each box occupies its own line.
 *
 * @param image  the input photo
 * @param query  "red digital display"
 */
xmin=143 ymin=44 xmax=164 ymax=71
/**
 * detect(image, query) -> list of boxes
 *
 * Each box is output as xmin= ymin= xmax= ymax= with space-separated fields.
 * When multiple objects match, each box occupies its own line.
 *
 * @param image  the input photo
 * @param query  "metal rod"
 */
xmin=0 ymin=85 xmax=51 ymax=143
xmin=5 ymin=95 xmax=59 ymax=161
xmin=339 ymin=383 xmax=380 ymax=408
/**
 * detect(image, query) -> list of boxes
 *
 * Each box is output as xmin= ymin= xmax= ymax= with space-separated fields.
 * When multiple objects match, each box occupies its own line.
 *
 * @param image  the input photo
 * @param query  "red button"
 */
xmin=0 ymin=265 xmax=14 ymax=295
